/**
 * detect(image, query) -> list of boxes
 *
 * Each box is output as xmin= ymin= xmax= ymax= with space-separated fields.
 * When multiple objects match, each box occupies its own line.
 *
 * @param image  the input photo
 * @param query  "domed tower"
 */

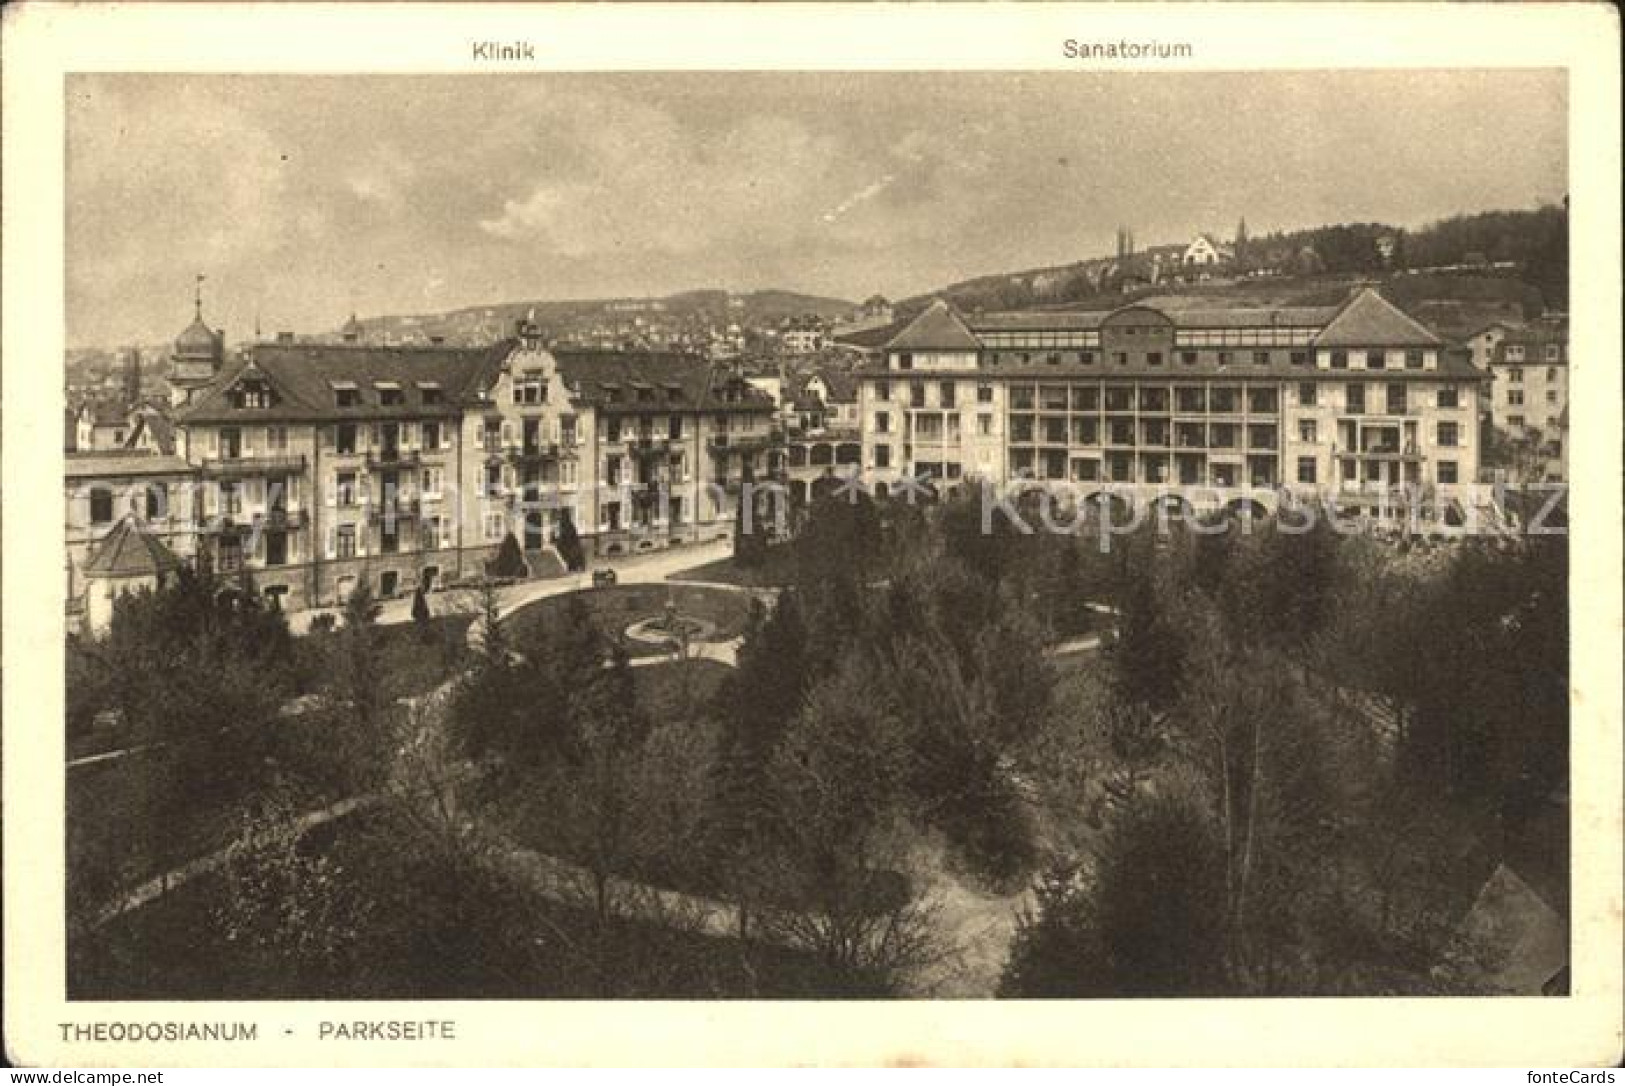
xmin=169 ymin=276 xmax=224 ymax=407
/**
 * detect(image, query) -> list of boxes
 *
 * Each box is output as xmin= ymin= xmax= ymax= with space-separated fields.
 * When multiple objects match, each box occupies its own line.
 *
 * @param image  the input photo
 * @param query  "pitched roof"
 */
xmin=83 ymin=516 xmax=184 ymax=579
xmin=550 ymin=350 xmax=777 ymax=414
xmin=177 ymin=342 xmax=510 ymax=423
xmin=1314 ymin=288 xmax=1443 ymax=348
xmin=832 ymin=318 xmax=908 ymax=349
xmin=885 ymin=299 xmax=982 ymax=351
xmin=810 ymin=369 xmax=858 ymax=402
xmin=126 ymin=410 xmax=176 ymax=454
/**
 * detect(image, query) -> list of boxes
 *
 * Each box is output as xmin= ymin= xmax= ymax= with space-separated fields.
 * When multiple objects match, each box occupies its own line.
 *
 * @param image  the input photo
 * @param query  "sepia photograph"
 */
xmin=5 ymin=1 xmax=1621 ymax=1070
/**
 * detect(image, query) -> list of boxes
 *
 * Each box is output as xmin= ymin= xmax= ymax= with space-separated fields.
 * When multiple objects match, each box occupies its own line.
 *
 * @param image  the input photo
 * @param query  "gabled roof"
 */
xmin=810 ymin=369 xmax=858 ymax=402
xmin=885 ymin=299 xmax=982 ymax=351
xmin=832 ymin=318 xmax=908 ymax=349
xmin=1314 ymin=288 xmax=1443 ymax=348
xmin=125 ymin=410 xmax=176 ymax=455
xmin=80 ymin=400 xmax=129 ymax=427
xmin=177 ymin=342 xmax=511 ymax=423
xmin=83 ymin=516 xmax=184 ymax=579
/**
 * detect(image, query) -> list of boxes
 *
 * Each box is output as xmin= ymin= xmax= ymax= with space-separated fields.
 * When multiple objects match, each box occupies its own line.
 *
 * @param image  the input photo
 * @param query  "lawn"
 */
xmin=504 ymin=584 xmax=755 ymax=658
xmin=668 ymin=546 xmax=800 ymax=589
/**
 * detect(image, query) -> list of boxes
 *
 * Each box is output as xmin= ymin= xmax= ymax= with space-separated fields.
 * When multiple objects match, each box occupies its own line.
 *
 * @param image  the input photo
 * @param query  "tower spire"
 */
xmin=194 ymin=273 xmax=206 ymax=319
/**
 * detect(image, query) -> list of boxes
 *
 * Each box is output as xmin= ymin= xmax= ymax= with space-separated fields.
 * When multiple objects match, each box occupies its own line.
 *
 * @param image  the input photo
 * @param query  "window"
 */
xmin=1546 ymin=389 xmax=1558 ymax=404
xmin=483 ymin=512 xmax=505 ymax=542
xmin=335 ymin=387 xmax=361 ymax=408
xmin=1405 ymin=350 xmax=1423 ymax=369
xmin=266 ymin=426 xmax=288 ymax=452
xmin=1508 ymin=389 xmax=1525 ymax=406
xmin=1079 ymin=351 xmax=1096 ymax=365
xmin=1217 ymin=351 xmax=1232 ymax=366
xmin=336 ymin=524 xmax=357 ymax=559
xmin=1148 ymin=352 xmax=1164 ymax=366
xmin=1508 ymin=368 xmax=1524 ymax=383
xmin=1291 ymin=351 xmax=1309 ymax=367
xmin=1297 ymin=457 xmax=1317 ymax=484
xmin=1436 ymin=461 xmax=1458 ymax=485
xmin=1508 ymin=415 xmax=1525 ymax=429
xmin=378 ymin=385 xmax=405 ymax=407
xmin=1506 ymin=345 xmax=1525 ymax=361
xmin=1545 ymin=345 xmax=1560 ymax=362
xmin=1437 ymin=422 xmax=1459 ymax=448
xmin=1366 ymin=350 xmax=1386 ymax=370
xmin=1437 ymin=385 xmax=1459 ymax=409
xmin=977 ymin=413 xmax=993 ymax=436
xmin=874 ymin=445 xmax=891 ymax=469
xmin=1181 ymin=351 xmax=1198 ymax=366
xmin=940 ymin=381 xmax=956 ymax=408
xmin=669 ymin=415 xmax=683 ymax=440
xmin=897 ymin=353 xmax=913 ymax=371
xmin=1253 ymin=351 xmax=1270 ymax=366
xmin=421 ymin=466 xmax=444 ymax=497
xmin=1546 ymin=366 xmax=1558 ymax=381
xmin=1346 ymin=382 xmax=1366 ymax=413
xmin=89 ymin=487 xmax=114 ymax=525
xmin=1330 ymin=350 xmax=1349 ymax=369
xmin=874 ymin=411 xmax=891 ymax=434
xmin=1299 ymin=419 xmax=1318 ymax=443
xmin=977 ymin=382 xmax=994 ymax=403
xmin=421 ymin=421 xmax=441 ymax=450
xmin=336 ymin=423 xmax=358 ymax=455
xmin=1299 ymin=382 xmax=1318 ymax=407
xmin=336 ymin=471 xmax=358 ymax=506
xmin=875 ymin=379 xmax=891 ymax=402
xmin=1386 ymin=383 xmax=1407 ymax=415
xmin=421 ymin=385 xmax=445 ymax=406
xmin=910 ymin=381 xmax=925 ymax=408
xmin=560 ymin=417 xmax=578 ymax=446
xmin=144 ymin=482 xmax=167 ymax=521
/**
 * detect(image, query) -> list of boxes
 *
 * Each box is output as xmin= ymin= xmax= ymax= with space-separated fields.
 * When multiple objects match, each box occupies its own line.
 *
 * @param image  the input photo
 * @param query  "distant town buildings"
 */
xmin=1487 ymin=317 xmax=1568 ymax=481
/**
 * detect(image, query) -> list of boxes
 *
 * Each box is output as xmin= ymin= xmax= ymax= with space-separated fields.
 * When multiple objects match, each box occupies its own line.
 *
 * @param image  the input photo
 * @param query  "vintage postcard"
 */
xmin=3 ymin=0 xmax=1620 ymax=1069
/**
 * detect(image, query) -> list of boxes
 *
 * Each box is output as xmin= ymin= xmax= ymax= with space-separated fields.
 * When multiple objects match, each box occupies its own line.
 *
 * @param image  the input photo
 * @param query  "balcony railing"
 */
xmin=366 ymin=497 xmax=423 ymax=524
xmin=507 ymin=442 xmax=560 ymax=464
xmin=258 ymin=508 xmax=308 ymax=531
xmin=365 ymin=449 xmax=422 ymax=471
xmin=201 ymin=454 xmax=306 ymax=477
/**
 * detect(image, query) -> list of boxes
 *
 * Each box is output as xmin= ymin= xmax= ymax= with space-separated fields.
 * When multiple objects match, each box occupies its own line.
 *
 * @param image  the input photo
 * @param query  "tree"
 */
xmin=1109 ymin=560 xmax=1186 ymax=714
xmin=411 ymin=585 xmax=432 ymax=641
xmin=553 ymin=509 xmax=586 ymax=571
xmin=753 ymin=653 xmax=946 ymax=994
xmin=999 ymin=789 xmax=1229 ymax=998
xmin=733 ymin=462 xmax=769 ymax=569
xmin=486 ymin=532 xmax=529 ymax=580
xmin=211 ymin=789 xmax=374 ymax=992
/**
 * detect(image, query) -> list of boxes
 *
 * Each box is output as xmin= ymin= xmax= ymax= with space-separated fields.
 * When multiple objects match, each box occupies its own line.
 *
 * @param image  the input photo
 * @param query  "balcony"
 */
xmin=1336 ymin=444 xmax=1423 ymax=462
xmin=366 ymin=497 xmax=423 ymax=524
xmin=365 ymin=448 xmax=422 ymax=471
xmin=507 ymin=442 xmax=561 ymax=465
xmin=201 ymin=454 xmax=306 ymax=477
xmin=257 ymin=507 xmax=308 ymax=531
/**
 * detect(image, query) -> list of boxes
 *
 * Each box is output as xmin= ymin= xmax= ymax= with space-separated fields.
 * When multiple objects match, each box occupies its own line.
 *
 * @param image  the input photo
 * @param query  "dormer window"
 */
xmin=512 ymin=378 xmax=544 ymax=406
xmin=418 ymin=382 xmax=445 ymax=405
xmin=332 ymin=381 xmax=361 ymax=408
xmin=664 ymin=383 xmax=683 ymax=402
xmin=376 ymin=381 xmax=405 ymax=407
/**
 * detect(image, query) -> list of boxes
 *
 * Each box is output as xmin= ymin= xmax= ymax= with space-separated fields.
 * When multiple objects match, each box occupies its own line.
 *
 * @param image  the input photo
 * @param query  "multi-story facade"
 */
xmin=1488 ymin=318 xmax=1568 ymax=481
xmin=857 ymin=289 xmax=1493 ymax=530
xmin=151 ymin=316 xmax=779 ymax=611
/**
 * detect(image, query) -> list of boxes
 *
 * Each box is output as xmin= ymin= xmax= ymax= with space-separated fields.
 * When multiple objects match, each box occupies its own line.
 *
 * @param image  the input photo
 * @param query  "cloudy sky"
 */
xmin=66 ymin=70 xmax=1566 ymax=347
